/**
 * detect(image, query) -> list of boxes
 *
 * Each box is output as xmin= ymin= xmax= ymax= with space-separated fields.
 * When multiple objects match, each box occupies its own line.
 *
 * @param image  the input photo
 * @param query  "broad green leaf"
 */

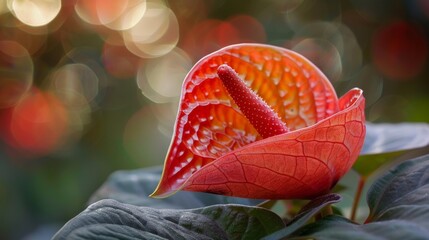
xmin=290 ymin=154 xmax=429 ymax=240
xmin=354 ymin=122 xmax=429 ymax=177
xmin=196 ymin=204 xmax=284 ymax=239
xmin=353 ymin=150 xmax=407 ymax=177
xmin=52 ymin=200 xmax=284 ymax=240
xmin=361 ymin=123 xmax=429 ymax=154
xmin=89 ymin=166 xmax=262 ymax=209
xmin=291 ymin=215 xmax=429 ymax=240
xmin=262 ymin=193 xmax=341 ymax=240
xmin=366 ymin=153 xmax=429 ymax=221
xmin=376 ymin=205 xmax=429 ymax=229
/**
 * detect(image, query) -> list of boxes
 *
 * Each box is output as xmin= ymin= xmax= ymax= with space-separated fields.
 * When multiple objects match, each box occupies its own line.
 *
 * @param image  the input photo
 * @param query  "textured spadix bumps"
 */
xmin=217 ymin=64 xmax=289 ymax=138
xmin=151 ymin=44 xmax=365 ymax=199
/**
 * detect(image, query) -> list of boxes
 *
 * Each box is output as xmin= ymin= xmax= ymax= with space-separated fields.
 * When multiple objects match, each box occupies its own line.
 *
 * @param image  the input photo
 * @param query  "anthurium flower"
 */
xmin=151 ymin=44 xmax=365 ymax=199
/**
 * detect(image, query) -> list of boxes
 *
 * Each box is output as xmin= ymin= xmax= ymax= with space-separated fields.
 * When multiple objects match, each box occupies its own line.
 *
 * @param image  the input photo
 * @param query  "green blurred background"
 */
xmin=0 ymin=0 xmax=428 ymax=239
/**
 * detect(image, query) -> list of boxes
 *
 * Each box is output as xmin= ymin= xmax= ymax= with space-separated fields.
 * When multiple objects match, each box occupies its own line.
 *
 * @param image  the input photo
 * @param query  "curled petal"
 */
xmin=182 ymin=88 xmax=365 ymax=199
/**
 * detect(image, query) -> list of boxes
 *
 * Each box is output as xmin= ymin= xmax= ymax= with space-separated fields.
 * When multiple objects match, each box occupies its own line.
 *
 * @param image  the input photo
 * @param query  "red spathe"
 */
xmin=151 ymin=44 xmax=365 ymax=199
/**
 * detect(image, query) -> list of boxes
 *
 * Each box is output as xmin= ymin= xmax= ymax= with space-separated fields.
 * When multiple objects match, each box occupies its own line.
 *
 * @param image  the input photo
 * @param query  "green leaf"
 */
xmin=262 ymin=193 xmax=341 ymax=239
xmin=375 ymin=205 xmax=429 ymax=229
xmin=362 ymin=123 xmax=429 ymax=155
xmin=89 ymin=166 xmax=262 ymax=209
xmin=366 ymin=153 xmax=429 ymax=221
xmin=196 ymin=204 xmax=284 ymax=239
xmin=353 ymin=122 xmax=429 ymax=177
xmin=52 ymin=200 xmax=284 ymax=240
xmin=291 ymin=154 xmax=429 ymax=240
xmin=291 ymin=215 xmax=429 ymax=240
xmin=353 ymin=150 xmax=407 ymax=177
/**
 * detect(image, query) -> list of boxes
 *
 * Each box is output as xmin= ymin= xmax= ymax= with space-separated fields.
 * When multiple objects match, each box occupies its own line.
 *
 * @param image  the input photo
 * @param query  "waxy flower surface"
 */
xmin=151 ymin=44 xmax=365 ymax=199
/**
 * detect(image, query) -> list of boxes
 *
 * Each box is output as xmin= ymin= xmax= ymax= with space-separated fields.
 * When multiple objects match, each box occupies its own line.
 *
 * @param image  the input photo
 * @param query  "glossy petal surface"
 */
xmin=152 ymin=44 xmax=341 ymax=198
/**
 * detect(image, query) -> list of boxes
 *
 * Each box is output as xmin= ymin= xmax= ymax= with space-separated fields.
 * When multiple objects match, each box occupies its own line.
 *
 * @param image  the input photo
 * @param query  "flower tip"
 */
xmin=149 ymin=183 xmax=181 ymax=199
xmin=351 ymin=87 xmax=363 ymax=93
xmin=148 ymin=189 xmax=161 ymax=198
xmin=216 ymin=64 xmax=234 ymax=80
xmin=148 ymin=192 xmax=163 ymax=199
xmin=149 ymin=190 xmax=170 ymax=199
xmin=217 ymin=63 xmax=230 ymax=72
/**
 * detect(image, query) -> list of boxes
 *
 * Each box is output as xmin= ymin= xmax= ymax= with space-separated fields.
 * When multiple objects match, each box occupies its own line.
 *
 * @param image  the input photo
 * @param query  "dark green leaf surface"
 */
xmin=366 ymin=153 xmax=429 ymax=221
xmin=262 ymin=193 xmax=341 ymax=240
xmin=291 ymin=154 xmax=429 ymax=240
xmin=354 ymin=123 xmax=429 ymax=177
xmin=353 ymin=150 xmax=406 ymax=177
xmin=53 ymin=200 xmax=284 ymax=240
xmin=362 ymin=123 xmax=429 ymax=154
xmin=90 ymin=166 xmax=262 ymax=208
xmin=292 ymin=215 xmax=429 ymax=240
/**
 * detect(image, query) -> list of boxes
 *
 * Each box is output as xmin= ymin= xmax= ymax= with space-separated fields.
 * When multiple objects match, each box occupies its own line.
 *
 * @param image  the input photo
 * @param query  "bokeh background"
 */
xmin=1 ymin=0 xmax=428 ymax=239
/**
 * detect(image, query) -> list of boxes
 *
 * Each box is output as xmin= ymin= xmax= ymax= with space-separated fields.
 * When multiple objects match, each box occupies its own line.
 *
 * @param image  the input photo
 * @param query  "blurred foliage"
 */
xmin=0 ymin=0 xmax=428 ymax=239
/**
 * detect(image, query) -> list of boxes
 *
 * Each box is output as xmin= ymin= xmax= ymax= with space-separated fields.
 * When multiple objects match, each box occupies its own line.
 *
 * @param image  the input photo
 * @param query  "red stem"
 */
xmin=351 ymin=176 xmax=366 ymax=222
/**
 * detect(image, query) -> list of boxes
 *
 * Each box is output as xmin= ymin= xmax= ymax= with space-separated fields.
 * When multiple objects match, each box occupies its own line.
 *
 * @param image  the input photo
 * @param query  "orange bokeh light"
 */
xmin=372 ymin=21 xmax=428 ymax=80
xmin=75 ymin=0 xmax=128 ymax=25
xmin=182 ymin=15 xmax=266 ymax=60
xmin=3 ymin=88 xmax=69 ymax=157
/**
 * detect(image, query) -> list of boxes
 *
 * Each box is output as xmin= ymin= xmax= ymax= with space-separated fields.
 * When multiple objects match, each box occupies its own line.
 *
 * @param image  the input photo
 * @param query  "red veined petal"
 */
xmin=151 ymin=44 xmax=339 ymax=198
xmin=182 ymin=88 xmax=365 ymax=199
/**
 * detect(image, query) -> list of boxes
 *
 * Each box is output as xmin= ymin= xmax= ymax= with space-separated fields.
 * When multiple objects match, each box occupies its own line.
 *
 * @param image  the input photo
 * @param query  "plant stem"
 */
xmin=257 ymin=199 xmax=277 ymax=209
xmin=314 ymin=204 xmax=334 ymax=222
xmin=321 ymin=204 xmax=333 ymax=216
xmin=351 ymin=176 xmax=366 ymax=221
